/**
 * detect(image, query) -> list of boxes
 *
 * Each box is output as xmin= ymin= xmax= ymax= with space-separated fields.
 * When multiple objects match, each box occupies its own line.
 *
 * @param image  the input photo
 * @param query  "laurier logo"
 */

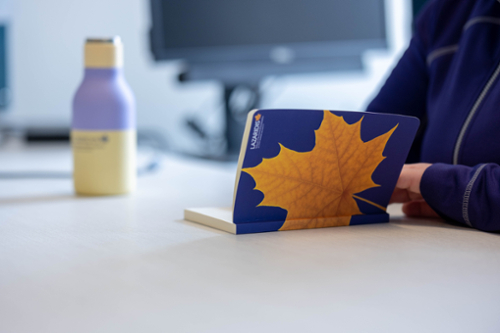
xmin=250 ymin=113 xmax=264 ymax=150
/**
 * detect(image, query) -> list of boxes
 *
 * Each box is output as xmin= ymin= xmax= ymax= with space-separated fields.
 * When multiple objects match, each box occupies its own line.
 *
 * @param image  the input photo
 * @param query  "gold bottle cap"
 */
xmin=84 ymin=36 xmax=123 ymax=68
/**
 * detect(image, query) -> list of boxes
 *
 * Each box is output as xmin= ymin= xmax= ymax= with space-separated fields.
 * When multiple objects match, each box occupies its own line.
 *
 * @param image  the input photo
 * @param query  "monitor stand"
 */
xmin=223 ymin=84 xmax=260 ymax=157
xmin=179 ymin=68 xmax=261 ymax=160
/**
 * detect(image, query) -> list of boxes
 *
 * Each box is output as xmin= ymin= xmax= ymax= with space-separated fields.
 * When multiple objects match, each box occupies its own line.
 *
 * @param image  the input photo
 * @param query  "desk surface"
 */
xmin=1 ymin=146 xmax=500 ymax=333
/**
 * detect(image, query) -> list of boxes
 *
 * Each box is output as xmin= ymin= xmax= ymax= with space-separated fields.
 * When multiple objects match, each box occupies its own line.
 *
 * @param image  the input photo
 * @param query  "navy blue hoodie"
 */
xmin=367 ymin=0 xmax=500 ymax=231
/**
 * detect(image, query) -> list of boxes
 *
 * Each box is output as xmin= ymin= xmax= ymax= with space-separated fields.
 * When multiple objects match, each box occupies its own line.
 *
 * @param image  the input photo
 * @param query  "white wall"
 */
xmin=4 ymin=0 xmax=411 ymax=153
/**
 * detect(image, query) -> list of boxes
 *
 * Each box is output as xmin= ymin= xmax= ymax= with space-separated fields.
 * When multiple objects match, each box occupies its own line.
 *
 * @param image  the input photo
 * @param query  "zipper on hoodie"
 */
xmin=453 ymin=60 xmax=500 ymax=164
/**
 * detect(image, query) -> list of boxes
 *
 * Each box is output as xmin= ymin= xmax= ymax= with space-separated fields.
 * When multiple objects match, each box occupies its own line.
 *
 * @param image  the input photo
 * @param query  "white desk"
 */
xmin=1 ymin=146 xmax=500 ymax=333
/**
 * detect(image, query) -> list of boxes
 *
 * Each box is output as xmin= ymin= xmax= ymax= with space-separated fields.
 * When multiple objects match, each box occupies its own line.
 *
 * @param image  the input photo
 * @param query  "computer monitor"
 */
xmin=149 ymin=0 xmax=388 ymax=155
xmin=150 ymin=0 xmax=387 ymax=84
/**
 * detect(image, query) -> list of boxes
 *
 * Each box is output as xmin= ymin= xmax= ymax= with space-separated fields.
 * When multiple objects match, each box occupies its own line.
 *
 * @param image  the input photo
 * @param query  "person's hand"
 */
xmin=390 ymin=163 xmax=440 ymax=218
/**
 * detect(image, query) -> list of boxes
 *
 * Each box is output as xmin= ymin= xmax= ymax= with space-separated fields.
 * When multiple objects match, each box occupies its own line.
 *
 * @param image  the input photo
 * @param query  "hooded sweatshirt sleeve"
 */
xmin=421 ymin=163 xmax=500 ymax=232
xmin=366 ymin=2 xmax=435 ymax=162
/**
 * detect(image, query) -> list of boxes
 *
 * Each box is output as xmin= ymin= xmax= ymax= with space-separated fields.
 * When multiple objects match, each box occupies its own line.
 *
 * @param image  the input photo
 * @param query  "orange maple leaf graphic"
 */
xmin=242 ymin=110 xmax=397 ymax=230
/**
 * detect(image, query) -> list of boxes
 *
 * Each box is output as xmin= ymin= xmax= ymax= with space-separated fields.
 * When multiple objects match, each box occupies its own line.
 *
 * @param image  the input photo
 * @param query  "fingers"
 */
xmin=390 ymin=163 xmax=432 ymax=204
xmin=389 ymin=188 xmax=423 ymax=204
xmin=390 ymin=164 xmax=437 ymax=219
xmin=395 ymin=163 xmax=432 ymax=194
xmin=402 ymin=201 xmax=440 ymax=218
xmin=389 ymin=188 xmax=410 ymax=204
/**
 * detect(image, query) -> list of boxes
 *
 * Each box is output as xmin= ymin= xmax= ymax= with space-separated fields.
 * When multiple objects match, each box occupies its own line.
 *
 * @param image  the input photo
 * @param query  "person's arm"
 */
xmin=367 ymin=2 xmax=434 ymax=162
xmin=366 ymin=33 xmax=428 ymax=119
xmin=421 ymin=163 xmax=500 ymax=232
xmin=391 ymin=163 xmax=500 ymax=232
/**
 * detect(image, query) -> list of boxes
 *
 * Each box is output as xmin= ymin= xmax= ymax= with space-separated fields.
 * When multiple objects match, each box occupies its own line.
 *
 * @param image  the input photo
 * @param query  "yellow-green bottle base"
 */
xmin=72 ymin=130 xmax=136 ymax=196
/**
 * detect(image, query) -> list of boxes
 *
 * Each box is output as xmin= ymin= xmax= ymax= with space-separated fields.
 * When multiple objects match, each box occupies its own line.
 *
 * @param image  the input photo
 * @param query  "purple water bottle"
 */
xmin=72 ymin=37 xmax=136 ymax=195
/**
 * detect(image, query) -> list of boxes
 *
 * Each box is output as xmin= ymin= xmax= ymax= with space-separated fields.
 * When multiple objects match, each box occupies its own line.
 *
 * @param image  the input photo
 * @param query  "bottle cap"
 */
xmin=84 ymin=36 xmax=123 ymax=68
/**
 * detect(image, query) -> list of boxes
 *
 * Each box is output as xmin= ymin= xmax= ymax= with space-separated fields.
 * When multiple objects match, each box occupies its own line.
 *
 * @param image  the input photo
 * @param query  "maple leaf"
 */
xmin=242 ymin=110 xmax=397 ymax=230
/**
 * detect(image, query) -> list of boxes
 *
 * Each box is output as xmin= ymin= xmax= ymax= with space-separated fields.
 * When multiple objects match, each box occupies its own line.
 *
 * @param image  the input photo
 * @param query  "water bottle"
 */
xmin=71 ymin=37 xmax=136 ymax=195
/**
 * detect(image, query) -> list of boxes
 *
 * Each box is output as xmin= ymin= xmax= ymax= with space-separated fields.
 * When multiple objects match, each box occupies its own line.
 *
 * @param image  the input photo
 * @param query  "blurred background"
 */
xmin=0 ymin=0 xmax=428 ymax=158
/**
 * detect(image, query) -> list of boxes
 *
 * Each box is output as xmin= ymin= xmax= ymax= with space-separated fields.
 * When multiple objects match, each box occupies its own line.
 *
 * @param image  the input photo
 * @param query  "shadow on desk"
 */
xmin=389 ymin=214 xmax=500 ymax=236
xmin=0 ymin=193 xmax=123 ymax=206
xmin=389 ymin=214 xmax=464 ymax=230
xmin=179 ymin=213 xmax=476 ymax=236
xmin=0 ymin=194 xmax=75 ymax=206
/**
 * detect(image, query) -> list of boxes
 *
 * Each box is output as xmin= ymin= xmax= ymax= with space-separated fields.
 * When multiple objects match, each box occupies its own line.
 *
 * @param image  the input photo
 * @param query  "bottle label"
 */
xmin=71 ymin=130 xmax=136 ymax=195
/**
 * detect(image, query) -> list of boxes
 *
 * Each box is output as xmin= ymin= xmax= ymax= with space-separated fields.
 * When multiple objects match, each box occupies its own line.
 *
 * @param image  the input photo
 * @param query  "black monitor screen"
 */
xmin=150 ymin=0 xmax=387 ymax=82
xmin=159 ymin=0 xmax=385 ymax=49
